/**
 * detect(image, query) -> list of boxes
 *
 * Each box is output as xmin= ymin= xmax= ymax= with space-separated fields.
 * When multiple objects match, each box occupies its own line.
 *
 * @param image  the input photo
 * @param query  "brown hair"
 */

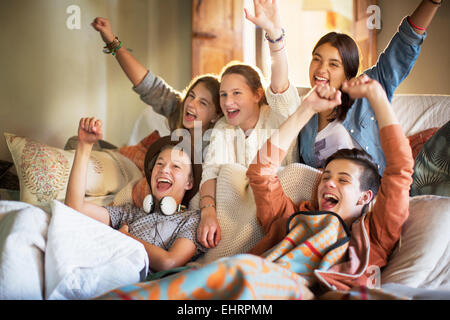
xmin=144 ymin=135 xmax=202 ymax=207
xmin=324 ymin=148 xmax=380 ymax=196
xmin=220 ymin=61 xmax=268 ymax=106
xmin=313 ymin=32 xmax=361 ymax=122
xmin=169 ymin=74 xmax=221 ymax=131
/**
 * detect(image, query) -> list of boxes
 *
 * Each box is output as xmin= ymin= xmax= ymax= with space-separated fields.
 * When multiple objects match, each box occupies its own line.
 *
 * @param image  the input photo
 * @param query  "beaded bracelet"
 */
xmin=200 ymin=195 xmax=216 ymax=204
xmin=111 ymin=42 xmax=123 ymax=56
xmin=270 ymin=41 xmax=286 ymax=53
xmin=103 ymin=36 xmax=123 ymax=55
xmin=200 ymin=203 xmax=216 ymax=210
xmin=265 ymin=28 xmax=285 ymax=43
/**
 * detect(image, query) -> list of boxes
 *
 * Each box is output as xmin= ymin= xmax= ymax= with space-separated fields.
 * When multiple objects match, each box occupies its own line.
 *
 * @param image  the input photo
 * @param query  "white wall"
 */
xmin=377 ymin=0 xmax=450 ymax=94
xmin=0 ymin=0 xmax=191 ymax=163
xmin=1 ymin=0 xmax=448 ymax=163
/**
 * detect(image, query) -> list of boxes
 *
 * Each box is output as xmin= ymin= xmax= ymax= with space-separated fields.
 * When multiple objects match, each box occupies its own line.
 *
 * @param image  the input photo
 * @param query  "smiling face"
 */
xmin=317 ymin=159 xmax=373 ymax=225
xmin=219 ymin=73 xmax=262 ymax=132
xmin=182 ymin=82 xmax=220 ymax=131
xmin=150 ymin=147 xmax=193 ymax=205
xmin=309 ymin=42 xmax=347 ymax=90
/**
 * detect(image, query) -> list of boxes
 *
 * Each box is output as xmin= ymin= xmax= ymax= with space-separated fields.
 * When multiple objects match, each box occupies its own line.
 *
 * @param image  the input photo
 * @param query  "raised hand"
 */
xmin=244 ymin=0 xmax=282 ymax=37
xmin=303 ymin=84 xmax=342 ymax=115
xmin=78 ymin=117 xmax=103 ymax=146
xmin=341 ymin=74 xmax=383 ymax=100
xmin=91 ymin=17 xmax=115 ymax=44
xmin=342 ymin=74 xmax=396 ymax=129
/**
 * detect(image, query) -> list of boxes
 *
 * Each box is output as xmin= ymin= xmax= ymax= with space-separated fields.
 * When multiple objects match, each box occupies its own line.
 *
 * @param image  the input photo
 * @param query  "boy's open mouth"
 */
xmin=321 ymin=193 xmax=339 ymax=210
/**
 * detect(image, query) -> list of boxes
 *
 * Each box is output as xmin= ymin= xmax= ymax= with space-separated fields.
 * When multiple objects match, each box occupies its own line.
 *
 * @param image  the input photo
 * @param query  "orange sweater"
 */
xmin=246 ymin=125 xmax=414 ymax=290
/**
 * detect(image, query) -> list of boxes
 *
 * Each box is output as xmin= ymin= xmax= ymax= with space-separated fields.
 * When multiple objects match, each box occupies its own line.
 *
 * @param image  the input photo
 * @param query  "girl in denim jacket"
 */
xmin=273 ymin=0 xmax=442 ymax=175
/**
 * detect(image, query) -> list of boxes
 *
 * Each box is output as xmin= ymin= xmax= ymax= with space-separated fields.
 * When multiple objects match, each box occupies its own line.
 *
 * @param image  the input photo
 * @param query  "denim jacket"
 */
xmin=297 ymin=17 xmax=426 ymax=175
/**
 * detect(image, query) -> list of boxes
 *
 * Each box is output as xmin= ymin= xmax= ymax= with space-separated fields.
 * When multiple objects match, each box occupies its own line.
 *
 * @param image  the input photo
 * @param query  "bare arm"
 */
xmin=65 ymin=118 xmax=111 ymax=225
xmin=91 ymin=17 xmax=148 ymax=87
xmin=245 ymin=0 xmax=289 ymax=93
xmin=269 ymin=85 xmax=342 ymax=152
xmin=409 ymin=0 xmax=442 ymax=35
xmin=120 ymin=223 xmax=196 ymax=271
xmin=197 ymin=179 xmax=221 ymax=248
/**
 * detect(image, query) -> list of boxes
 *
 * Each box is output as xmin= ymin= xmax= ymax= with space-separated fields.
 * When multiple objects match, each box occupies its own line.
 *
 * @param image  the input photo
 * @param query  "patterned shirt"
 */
xmin=105 ymin=204 xmax=207 ymax=259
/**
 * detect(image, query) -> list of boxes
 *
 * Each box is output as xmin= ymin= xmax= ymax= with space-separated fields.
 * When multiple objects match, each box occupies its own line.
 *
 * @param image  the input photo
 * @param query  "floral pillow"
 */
xmin=4 ymin=133 xmax=142 ymax=208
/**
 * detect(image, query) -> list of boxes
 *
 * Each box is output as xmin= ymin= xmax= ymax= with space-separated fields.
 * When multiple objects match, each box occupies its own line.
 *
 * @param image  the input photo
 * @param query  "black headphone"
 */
xmin=142 ymin=194 xmax=185 ymax=216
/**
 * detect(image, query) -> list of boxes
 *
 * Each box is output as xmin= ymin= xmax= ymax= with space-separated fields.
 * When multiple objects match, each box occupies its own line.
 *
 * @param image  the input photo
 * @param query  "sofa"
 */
xmin=0 ymin=91 xmax=448 ymax=300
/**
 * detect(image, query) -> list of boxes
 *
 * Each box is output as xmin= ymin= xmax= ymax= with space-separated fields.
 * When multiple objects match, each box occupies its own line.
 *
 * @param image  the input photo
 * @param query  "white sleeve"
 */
xmin=265 ymin=81 xmax=301 ymax=118
xmin=200 ymin=121 xmax=231 ymax=188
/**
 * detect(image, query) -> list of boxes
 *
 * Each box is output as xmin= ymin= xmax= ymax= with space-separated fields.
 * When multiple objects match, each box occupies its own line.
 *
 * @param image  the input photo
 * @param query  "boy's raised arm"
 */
xmin=342 ymin=75 xmax=414 ymax=263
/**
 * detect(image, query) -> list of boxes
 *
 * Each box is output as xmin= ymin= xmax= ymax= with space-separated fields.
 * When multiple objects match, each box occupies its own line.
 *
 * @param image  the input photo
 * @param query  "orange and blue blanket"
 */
xmin=99 ymin=211 xmax=350 ymax=300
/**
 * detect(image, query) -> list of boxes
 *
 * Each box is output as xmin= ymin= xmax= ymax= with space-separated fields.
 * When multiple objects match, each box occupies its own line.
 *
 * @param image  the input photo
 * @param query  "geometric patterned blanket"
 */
xmin=98 ymin=211 xmax=353 ymax=300
xmin=263 ymin=211 xmax=350 ymax=286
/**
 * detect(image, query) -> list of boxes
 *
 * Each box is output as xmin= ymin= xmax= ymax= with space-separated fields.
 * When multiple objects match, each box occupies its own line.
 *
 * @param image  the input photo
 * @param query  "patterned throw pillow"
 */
xmin=410 ymin=121 xmax=450 ymax=197
xmin=407 ymin=127 xmax=440 ymax=159
xmin=119 ymin=130 xmax=161 ymax=173
xmin=4 ymin=133 xmax=142 ymax=208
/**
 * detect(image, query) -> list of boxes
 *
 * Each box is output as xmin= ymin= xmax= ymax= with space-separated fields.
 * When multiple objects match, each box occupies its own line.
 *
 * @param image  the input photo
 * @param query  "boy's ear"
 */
xmin=357 ymin=190 xmax=373 ymax=206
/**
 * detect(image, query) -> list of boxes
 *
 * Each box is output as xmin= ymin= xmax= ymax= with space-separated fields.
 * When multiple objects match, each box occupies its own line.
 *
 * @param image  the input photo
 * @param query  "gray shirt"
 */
xmin=105 ymin=204 xmax=207 ymax=259
xmin=133 ymin=70 xmax=181 ymax=128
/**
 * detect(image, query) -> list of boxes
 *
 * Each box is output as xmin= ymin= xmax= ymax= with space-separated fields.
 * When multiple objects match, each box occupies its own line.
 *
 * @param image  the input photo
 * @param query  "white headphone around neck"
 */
xmin=142 ymin=194 xmax=185 ymax=216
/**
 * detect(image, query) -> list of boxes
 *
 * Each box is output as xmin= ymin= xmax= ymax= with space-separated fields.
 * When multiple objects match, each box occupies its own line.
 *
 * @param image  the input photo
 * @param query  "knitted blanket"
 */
xmin=194 ymin=162 xmax=321 ymax=265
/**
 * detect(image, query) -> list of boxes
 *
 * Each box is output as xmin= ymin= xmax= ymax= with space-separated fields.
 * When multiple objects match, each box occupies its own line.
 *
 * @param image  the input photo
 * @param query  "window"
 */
xmin=248 ymin=0 xmax=354 ymax=88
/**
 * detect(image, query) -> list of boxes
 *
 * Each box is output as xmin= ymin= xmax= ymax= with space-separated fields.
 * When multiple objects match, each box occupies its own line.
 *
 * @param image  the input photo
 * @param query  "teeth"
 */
xmin=187 ymin=111 xmax=196 ymax=117
xmin=324 ymin=193 xmax=338 ymax=201
xmin=157 ymin=178 xmax=172 ymax=184
xmin=315 ymin=76 xmax=328 ymax=81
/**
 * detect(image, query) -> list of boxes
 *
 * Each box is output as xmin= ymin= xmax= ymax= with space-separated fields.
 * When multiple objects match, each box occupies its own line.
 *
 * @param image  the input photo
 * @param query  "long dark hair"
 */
xmin=170 ymin=74 xmax=221 ymax=131
xmin=313 ymin=32 xmax=361 ymax=122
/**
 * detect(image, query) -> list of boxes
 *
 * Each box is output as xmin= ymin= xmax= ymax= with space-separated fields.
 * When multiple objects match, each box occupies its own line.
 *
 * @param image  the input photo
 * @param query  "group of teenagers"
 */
xmin=65 ymin=0 xmax=442 ymax=291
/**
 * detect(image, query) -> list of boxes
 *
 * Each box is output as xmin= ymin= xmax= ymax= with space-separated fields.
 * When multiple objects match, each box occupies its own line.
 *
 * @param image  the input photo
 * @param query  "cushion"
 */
xmin=4 ymin=133 xmax=142 ymax=208
xmin=410 ymin=121 xmax=450 ymax=197
xmin=390 ymin=94 xmax=449 ymax=136
xmin=45 ymin=200 xmax=149 ymax=300
xmin=381 ymin=195 xmax=450 ymax=290
xmin=119 ymin=130 xmax=161 ymax=173
xmin=407 ymin=127 xmax=439 ymax=159
xmin=193 ymin=163 xmax=321 ymax=265
xmin=112 ymin=130 xmax=161 ymax=207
